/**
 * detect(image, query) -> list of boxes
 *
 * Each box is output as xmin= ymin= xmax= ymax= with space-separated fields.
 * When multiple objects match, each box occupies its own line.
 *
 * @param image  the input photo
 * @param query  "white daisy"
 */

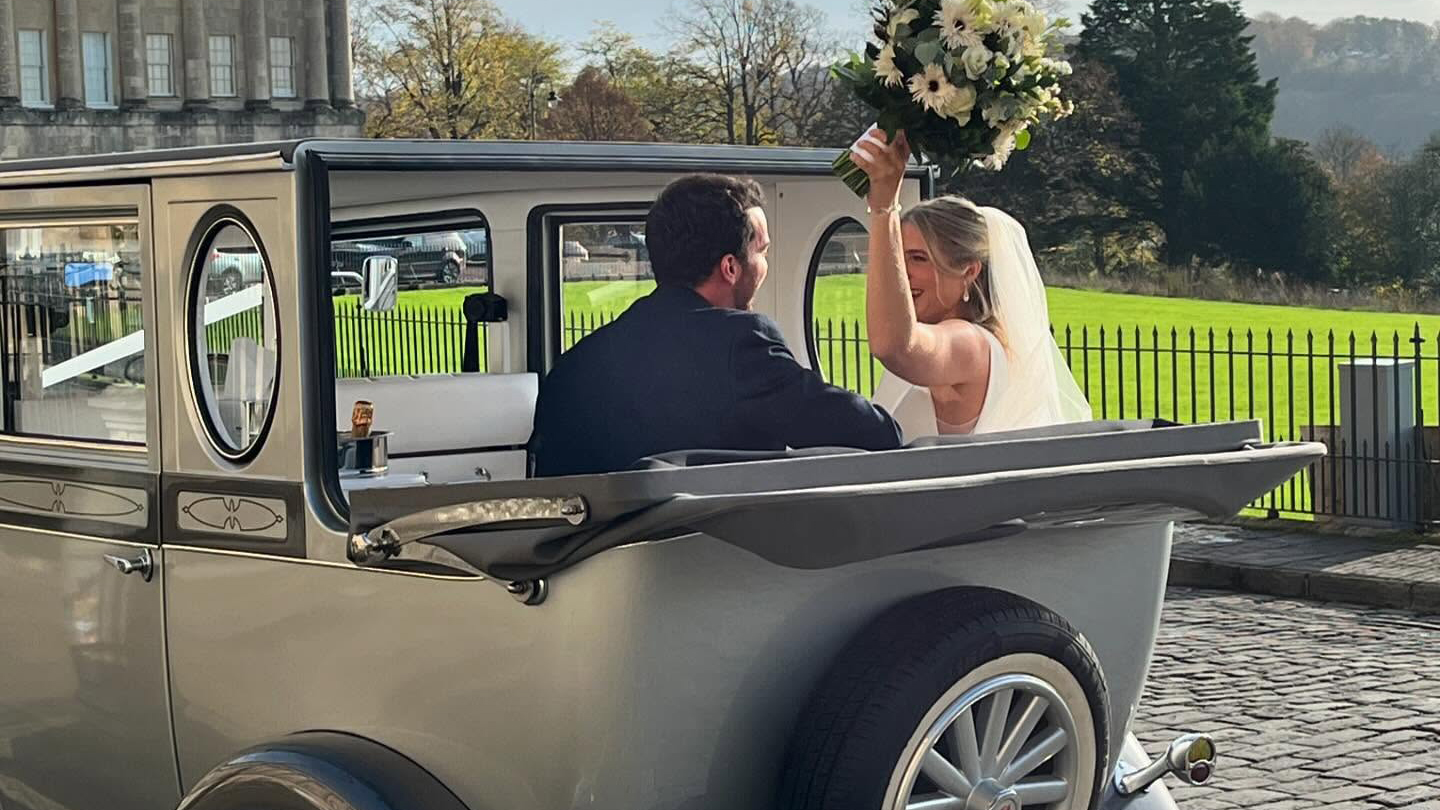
xmin=886 ymin=6 xmax=920 ymax=39
xmin=935 ymin=0 xmax=983 ymax=50
xmin=874 ymin=45 xmax=904 ymax=87
xmin=908 ymin=63 xmax=960 ymax=116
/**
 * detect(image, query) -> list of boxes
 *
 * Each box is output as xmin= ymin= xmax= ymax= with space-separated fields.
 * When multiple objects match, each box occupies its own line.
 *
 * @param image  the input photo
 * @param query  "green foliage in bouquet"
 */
xmin=832 ymin=0 xmax=1075 ymax=197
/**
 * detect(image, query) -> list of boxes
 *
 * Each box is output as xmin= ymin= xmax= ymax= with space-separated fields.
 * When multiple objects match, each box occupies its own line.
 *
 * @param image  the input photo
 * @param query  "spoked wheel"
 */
xmin=885 ymin=654 xmax=1095 ymax=810
xmin=440 ymin=259 xmax=461 ymax=285
xmin=781 ymin=588 xmax=1109 ymax=810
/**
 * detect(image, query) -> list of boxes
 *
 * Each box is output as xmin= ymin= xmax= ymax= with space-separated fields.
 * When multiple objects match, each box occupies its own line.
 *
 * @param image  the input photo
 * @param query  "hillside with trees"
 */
xmin=1250 ymin=14 xmax=1440 ymax=156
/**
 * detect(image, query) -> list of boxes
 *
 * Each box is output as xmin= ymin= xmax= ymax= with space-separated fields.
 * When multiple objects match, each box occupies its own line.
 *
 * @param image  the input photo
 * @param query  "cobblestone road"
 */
xmin=1133 ymin=589 xmax=1440 ymax=809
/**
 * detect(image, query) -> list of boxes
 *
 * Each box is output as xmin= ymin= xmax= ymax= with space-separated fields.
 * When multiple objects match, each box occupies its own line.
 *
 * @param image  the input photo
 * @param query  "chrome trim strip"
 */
xmin=0 ymin=434 xmax=147 ymax=455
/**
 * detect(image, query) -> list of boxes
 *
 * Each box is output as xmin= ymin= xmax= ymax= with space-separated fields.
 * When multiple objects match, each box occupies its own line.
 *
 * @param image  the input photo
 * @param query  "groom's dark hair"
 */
xmin=646 ymin=174 xmax=765 ymax=288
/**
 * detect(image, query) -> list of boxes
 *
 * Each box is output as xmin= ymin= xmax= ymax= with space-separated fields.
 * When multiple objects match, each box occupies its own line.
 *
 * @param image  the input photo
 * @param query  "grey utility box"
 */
xmin=1337 ymin=358 xmax=1418 ymax=527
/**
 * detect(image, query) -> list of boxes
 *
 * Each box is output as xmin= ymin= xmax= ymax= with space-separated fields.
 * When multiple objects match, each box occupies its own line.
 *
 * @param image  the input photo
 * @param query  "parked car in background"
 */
xmin=204 ymin=244 xmax=266 ymax=295
xmin=332 ymin=232 xmax=468 ymax=288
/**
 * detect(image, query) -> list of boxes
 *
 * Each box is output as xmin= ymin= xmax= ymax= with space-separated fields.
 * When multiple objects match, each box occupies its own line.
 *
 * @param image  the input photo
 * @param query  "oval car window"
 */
xmin=192 ymin=220 xmax=278 ymax=458
xmin=807 ymin=219 xmax=877 ymax=396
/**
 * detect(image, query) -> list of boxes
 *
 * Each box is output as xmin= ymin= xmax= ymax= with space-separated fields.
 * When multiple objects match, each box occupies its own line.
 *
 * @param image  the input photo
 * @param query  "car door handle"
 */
xmin=103 ymin=549 xmax=154 ymax=582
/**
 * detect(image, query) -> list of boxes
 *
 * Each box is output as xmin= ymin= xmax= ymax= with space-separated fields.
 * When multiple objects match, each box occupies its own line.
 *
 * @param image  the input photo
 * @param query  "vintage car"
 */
xmin=0 ymin=140 xmax=1321 ymax=810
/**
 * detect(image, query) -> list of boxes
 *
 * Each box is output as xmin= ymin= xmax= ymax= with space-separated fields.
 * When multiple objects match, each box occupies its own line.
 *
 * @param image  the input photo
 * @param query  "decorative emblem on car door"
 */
xmin=0 ymin=477 xmax=148 ymax=527
xmin=177 ymin=492 xmax=287 ymax=540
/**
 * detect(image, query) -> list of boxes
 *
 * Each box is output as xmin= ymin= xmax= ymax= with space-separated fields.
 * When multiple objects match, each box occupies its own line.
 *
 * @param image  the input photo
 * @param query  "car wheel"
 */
xmin=439 ymin=258 xmax=461 ymax=285
xmin=218 ymin=268 xmax=243 ymax=296
xmin=780 ymin=588 xmax=1109 ymax=810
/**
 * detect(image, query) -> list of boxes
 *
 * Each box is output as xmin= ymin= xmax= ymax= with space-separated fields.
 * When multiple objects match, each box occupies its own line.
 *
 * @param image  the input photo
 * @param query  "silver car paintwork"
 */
xmin=165 ymin=520 xmax=1169 ymax=809
xmin=0 ymin=147 xmax=1191 ymax=810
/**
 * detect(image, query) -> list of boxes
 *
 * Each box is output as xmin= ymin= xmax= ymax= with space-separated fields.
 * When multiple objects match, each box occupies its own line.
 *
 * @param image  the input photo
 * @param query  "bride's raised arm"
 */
xmin=850 ymin=127 xmax=990 ymax=388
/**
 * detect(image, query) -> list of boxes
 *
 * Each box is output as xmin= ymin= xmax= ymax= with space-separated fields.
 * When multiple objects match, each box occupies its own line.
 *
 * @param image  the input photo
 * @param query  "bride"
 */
xmin=848 ymin=126 xmax=1091 ymax=440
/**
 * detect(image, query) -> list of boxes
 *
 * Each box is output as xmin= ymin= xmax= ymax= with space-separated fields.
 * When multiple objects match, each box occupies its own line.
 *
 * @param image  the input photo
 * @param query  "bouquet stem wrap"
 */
xmin=833 ymin=150 xmax=873 ymax=198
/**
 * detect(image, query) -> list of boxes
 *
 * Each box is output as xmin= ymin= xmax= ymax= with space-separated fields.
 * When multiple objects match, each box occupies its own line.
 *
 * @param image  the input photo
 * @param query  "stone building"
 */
xmin=0 ymin=0 xmax=364 ymax=159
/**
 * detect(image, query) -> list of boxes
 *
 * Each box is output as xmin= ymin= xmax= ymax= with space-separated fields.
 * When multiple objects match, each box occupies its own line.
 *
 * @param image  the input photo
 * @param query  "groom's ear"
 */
xmin=716 ymin=254 xmax=742 ymax=285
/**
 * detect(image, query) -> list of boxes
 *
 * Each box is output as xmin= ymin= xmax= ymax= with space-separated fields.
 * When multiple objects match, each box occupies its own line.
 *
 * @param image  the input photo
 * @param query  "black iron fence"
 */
xmin=12 ymin=280 xmax=1434 ymax=529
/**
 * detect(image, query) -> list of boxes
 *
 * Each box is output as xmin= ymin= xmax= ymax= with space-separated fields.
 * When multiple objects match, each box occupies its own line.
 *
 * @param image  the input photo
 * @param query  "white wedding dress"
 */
xmin=872 ymin=206 xmax=1091 ymax=442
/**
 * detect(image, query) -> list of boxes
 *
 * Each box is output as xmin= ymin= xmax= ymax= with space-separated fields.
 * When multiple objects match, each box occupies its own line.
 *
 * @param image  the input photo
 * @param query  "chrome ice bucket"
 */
xmin=337 ymin=430 xmax=390 ymax=475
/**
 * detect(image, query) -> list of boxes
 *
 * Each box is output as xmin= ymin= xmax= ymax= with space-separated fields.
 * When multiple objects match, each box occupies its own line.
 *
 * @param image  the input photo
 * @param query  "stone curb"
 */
xmin=1169 ymin=556 xmax=1440 ymax=613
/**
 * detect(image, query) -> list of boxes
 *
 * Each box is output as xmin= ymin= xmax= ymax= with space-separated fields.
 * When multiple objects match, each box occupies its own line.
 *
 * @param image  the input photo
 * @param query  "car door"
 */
xmin=0 ymin=185 xmax=179 ymax=810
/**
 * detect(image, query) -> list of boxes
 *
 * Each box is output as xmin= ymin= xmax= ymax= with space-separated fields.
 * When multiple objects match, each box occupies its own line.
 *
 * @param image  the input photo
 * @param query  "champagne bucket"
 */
xmin=337 ymin=430 xmax=390 ymax=475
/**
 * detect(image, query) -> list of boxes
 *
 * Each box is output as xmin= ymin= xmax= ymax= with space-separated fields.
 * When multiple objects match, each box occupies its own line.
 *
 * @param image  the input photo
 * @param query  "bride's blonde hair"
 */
xmin=902 ymin=196 xmax=1002 ymax=344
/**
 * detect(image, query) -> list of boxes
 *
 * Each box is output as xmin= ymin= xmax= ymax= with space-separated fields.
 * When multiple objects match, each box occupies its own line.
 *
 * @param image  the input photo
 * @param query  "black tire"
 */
xmin=780 ymin=587 xmax=1110 ymax=810
xmin=440 ymin=258 xmax=461 ymax=285
xmin=218 ymin=268 xmax=243 ymax=296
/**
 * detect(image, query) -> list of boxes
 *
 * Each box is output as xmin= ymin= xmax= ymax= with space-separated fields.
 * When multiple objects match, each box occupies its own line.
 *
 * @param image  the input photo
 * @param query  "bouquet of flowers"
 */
xmin=832 ymin=0 xmax=1075 ymax=197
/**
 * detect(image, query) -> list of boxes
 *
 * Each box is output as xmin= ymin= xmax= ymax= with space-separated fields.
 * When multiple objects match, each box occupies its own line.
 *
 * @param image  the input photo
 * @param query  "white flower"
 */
xmin=1018 ymin=8 xmax=1048 ymax=38
xmin=887 ymin=6 xmax=920 ymax=39
xmin=908 ymin=63 xmax=961 ymax=116
xmin=961 ymin=44 xmax=992 ymax=81
xmin=936 ymin=0 xmax=984 ymax=50
xmin=875 ymin=45 xmax=904 ymax=87
xmin=945 ymin=83 xmax=979 ymax=124
xmin=992 ymin=0 xmax=1026 ymax=36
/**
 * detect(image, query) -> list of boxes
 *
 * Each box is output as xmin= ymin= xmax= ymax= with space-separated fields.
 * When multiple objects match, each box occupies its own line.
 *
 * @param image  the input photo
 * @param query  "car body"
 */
xmin=0 ymin=141 xmax=1321 ymax=810
xmin=331 ymin=231 xmax=468 ymax=288
xmin=562 ymin=239 xmax=589 ymax=260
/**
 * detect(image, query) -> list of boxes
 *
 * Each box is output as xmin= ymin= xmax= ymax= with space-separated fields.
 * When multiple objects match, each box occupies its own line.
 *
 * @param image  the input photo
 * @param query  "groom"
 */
xmin=529 ymin=174 xmax=902 ymax=477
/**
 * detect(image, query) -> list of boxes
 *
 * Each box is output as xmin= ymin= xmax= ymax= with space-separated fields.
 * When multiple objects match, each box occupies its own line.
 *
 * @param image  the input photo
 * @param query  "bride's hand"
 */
xmin=850 ymin=126 xmax=910 ymax=211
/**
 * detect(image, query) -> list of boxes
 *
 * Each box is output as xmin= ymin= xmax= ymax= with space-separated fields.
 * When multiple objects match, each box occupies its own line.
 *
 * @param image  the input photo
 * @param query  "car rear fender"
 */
xmin=176 ymin=731 xmax=471 ymax=810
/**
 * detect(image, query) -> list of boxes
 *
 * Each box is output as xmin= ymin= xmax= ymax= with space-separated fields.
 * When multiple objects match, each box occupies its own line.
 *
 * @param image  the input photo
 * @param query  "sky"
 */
xmin=492 ymin=0 xmax=1440 ymax=48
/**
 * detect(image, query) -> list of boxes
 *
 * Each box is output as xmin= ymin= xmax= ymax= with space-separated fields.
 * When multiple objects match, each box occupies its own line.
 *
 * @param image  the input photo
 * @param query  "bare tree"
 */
xmin=670 ymin=0 xmax=835 ymax=145
xmin=1314 ymin=126 xmax=1385 ymax=184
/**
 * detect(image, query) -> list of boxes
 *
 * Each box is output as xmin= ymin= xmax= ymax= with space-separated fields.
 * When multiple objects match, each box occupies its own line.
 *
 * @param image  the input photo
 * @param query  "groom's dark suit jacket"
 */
xmin=529 ymin=284 xmax=902 ymax=477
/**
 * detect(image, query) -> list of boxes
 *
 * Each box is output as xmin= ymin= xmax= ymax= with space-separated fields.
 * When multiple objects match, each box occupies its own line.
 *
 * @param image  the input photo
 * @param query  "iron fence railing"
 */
xmin=807 ymin=320 xmax=1440 ymax=529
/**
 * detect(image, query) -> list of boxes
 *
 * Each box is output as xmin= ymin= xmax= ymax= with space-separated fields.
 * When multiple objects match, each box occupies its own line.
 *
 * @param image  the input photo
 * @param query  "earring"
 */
xmin=963 ymin=286 xmax=971 ymax=303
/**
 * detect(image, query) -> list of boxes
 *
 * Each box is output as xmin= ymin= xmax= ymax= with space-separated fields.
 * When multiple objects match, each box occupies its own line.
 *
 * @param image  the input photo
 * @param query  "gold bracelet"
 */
xmin=867 ymin=201 xmax=902 ymax=215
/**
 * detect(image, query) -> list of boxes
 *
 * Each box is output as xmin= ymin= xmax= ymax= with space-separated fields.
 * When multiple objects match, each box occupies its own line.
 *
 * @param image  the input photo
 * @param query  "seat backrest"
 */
xmin=222 ymin=336 xmax=275 ymax=402
xmin=334 ymin=373 xmax=538 ymax=455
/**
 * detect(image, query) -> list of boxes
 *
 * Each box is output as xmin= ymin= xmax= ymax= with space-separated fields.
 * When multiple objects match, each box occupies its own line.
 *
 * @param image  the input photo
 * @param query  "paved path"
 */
xmin=1170 ymin=523 xmax=1440 ymax=612
xmin=1135 ymin=589 xmax=1440 ymax=809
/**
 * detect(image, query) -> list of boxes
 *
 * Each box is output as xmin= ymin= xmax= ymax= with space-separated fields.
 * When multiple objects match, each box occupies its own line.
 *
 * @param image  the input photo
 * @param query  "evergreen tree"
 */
xmin=1077 ymin=0 xmax=1278 ymax=264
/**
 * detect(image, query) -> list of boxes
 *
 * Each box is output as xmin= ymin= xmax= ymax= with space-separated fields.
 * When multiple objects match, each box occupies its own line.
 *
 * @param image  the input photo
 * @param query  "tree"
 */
xmin=1379 ymin=135 xmax=1440 ymax=290
xmin=1314 ymin=126 xmax=1385 ymax=184
xmin=544 ymin=67 xmax=654 ymax=141
xmin=959 ymin=59 xmax=1158 ymax=271
xmin=1187 ymin=137 xmax=1340 ymax=281
xmin=579 ymin=23 xmax=719 ymax=143
xmin=669 ymin=0 xmax=836 ymax=145
xmin=1077 ymin=0 xmax=1279 ymax=265
xmin=352 ymin=0 xmax=564 ymax=140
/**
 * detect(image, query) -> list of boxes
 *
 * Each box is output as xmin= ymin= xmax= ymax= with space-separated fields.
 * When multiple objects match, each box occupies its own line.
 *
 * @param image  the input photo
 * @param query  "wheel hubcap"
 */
xmin=889 ymin=670 xmax=1085 ymax=810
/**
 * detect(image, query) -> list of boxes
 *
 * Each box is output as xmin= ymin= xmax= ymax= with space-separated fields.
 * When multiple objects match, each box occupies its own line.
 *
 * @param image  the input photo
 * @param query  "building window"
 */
xmin=18 ymin=30 xmax=49 ymax=107
xmin=208 ymin=35 xmax=235 ymax=97
xmin=269 ymin=37 xmax=294 ymax=98
xmin=145 ymin=34 xmax=173 ymax=96
xmin=82 ymin=32 xmax=113 ymax=107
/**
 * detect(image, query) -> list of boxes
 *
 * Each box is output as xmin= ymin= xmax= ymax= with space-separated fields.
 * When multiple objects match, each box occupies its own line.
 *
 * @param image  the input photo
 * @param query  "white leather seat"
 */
xmin=334 ymin=373 xmax=538 ymax=483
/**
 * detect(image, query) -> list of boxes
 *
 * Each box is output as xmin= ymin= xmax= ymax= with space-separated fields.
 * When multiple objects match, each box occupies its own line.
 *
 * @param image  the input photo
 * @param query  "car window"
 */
xmin=0 ymin=219 xmax=146 ymax=444
xmin=558 ymin=219 xmax=651 ymax=352
xmin=192 ymin=217 xmax=278 ymax=459
xmin=329 ymin=214 xmax=492 ymax=378
xmin=806 ymin=219 xmax=878 ymax=396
